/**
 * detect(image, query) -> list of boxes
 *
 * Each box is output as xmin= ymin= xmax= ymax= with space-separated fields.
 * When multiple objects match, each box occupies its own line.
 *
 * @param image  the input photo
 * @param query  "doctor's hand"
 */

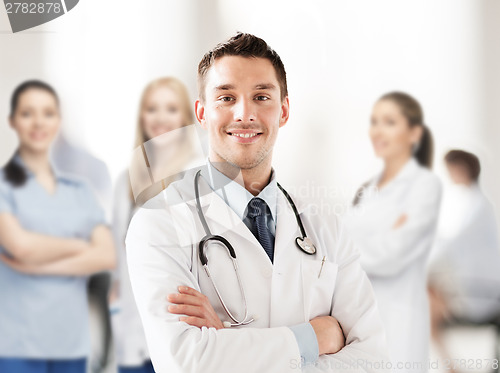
xmin=310 ymin=316 xmax=346 ymax=355
xmin=167 ymin=286 xmax=224 ymax=330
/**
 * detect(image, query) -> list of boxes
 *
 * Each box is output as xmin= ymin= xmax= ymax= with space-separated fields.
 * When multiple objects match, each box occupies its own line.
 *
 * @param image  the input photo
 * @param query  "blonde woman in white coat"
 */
xmin=344 ymin=92 xmax=442 ymax=372
xmin=110 ymin=77 xmax=197 ymax=373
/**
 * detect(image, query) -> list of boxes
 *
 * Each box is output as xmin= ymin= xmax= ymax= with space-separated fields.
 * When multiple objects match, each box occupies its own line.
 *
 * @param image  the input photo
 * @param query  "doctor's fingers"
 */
xmin=168 ymin=302 xmax=222 ymax=326
xmin=168 ymin=304 xmax=206 ymax=318
xmin=167 ymin=293 xmax=206 ymax=306
xmin=169 ymin=304 xmax=224 ymax=330
xmin=177 ymin=285 xmax=207 ymax=298
xmin=178 ymin=316 xmax=223 ymax=330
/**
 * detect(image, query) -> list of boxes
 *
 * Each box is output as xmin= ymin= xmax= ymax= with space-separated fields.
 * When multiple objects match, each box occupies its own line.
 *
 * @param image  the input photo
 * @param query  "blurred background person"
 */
xmin=110 ymin=76 xmax=198 ymax=373
xmin=343 ymin=92 xmax=442 ymax=372
xmin=52 ymin=134 xmax=113 ymax=216
xmin=52 ymin=100 xmax=115 ymax=373
xmin=0 ymin=80 xmax=116 ymax=373
xmin=428 ymin=150 xmax=500 ymax=368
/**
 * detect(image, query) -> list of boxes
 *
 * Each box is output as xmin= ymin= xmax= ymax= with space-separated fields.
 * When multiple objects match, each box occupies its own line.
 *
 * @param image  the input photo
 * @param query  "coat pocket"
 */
xmin=301 ymin=258 xmax=339 ymax=320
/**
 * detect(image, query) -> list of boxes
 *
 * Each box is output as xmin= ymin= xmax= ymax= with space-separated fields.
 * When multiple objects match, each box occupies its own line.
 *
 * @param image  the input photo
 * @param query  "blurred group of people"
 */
xmin=343 ymin=93 xmax=500 ymax=372
xmin=0 ymin=76 xmax=498 ymax=373
xmin=0 ymin=77 xmax=197 ymax=373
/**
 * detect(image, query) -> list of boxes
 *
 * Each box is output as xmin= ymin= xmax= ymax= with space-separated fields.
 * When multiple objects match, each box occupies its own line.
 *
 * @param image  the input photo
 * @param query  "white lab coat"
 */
xmin=428 ymin=183 xmax=500 ymax=322
xmin=125 ymin=165 xmax=389 ymax=373
xmin=343 ymin=158 xmax=442 ymax=372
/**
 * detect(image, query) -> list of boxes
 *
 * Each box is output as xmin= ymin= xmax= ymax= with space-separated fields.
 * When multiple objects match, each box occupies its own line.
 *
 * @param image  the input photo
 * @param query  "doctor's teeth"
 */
xmin=232 ymin=133 xmax=257 ymax=138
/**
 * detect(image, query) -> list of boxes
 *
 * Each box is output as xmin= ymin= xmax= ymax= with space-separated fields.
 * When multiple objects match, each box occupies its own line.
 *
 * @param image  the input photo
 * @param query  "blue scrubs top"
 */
xmin=0 ymin=153 xmax=106 ymax=359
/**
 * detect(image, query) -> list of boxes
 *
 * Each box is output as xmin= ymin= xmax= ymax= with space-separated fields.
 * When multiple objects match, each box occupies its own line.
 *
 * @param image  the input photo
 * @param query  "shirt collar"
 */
xmin=12 ymin=151 xmax=67 ymax=182
xmin=203 ymin=158 xmax=278 ymax=223
xmin=373 ymin=157 xmax=420 ymax=187
xmin=393 ymin=157 xmax=419 ymax=182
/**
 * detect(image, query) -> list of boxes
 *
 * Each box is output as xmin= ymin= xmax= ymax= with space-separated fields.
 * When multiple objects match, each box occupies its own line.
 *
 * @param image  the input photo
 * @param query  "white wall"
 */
xmin=1 ymin=0 xmax=210 ymax=183
xmin=479 ymin=0 xmax=500 ymax=223
xmin=1 ymin=0 xmax=498 ymax=218
xmin=0 ymin=7 xmax=48 ymax=157
xmin=215 ymin=0 xmax=487 ymax=214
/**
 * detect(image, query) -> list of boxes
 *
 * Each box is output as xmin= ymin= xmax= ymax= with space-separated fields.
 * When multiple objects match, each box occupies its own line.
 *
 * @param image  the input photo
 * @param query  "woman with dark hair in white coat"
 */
xmin=344 ymin=92 xmax=442 ymax=372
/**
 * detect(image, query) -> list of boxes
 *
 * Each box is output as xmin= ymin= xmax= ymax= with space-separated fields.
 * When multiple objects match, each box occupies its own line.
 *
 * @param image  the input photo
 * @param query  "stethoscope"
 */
xmin=193 ymin=169 xmax=317 ymax=327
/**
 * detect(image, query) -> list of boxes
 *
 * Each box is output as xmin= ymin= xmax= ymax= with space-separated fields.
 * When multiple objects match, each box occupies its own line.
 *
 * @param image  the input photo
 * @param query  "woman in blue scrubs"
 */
xmin=0 ymin=80 xmax=116 ymax=373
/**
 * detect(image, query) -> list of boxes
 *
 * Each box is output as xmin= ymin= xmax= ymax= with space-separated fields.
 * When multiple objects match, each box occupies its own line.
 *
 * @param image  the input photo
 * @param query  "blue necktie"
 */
xmin=245 ymin=197 xmax=275 ymax=263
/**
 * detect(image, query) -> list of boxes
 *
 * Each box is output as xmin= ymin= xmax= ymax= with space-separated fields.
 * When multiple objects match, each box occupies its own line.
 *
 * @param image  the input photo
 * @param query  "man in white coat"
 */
xmin=126 ymin=32 xmax=389 ymax=373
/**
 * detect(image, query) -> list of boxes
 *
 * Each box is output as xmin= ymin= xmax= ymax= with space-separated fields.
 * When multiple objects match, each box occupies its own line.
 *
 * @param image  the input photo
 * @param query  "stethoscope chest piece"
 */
xmin=296 ymin=236 xmax=316 ymax=255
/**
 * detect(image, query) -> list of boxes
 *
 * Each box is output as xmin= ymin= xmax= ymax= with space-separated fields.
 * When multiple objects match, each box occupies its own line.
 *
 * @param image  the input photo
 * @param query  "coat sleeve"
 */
xmin=355 ymin=173 xmax=442 ymax=278
xmin=110 ymin=171 xmax=132 ymax=284
xmin=125 ymin=205 xmax=301 ymax=373
xmin=303 ymin=218 xmax=391 ymax=373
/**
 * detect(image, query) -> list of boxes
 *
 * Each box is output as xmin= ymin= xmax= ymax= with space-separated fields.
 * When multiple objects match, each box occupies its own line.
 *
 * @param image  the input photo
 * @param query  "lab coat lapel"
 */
xmin=273 ymin=190 xmax=300 ymax=264
xmin=269 ymin=189 xmax=308 ymax=326
xmin=377 ymin=158 xmax=419 ymax=193
xmin=178 ymin=171 xmax=274 ymax=327
xmin=181 ymin=170 xmax=311 ymax=326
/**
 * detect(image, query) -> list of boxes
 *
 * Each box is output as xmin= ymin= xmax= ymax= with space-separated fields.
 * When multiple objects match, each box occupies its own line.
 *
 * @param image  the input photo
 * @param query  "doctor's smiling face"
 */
xmin=196 ymin=55 xmax=289 ymax=172
xmin=195 ymin=33 xmax=289 ymax=186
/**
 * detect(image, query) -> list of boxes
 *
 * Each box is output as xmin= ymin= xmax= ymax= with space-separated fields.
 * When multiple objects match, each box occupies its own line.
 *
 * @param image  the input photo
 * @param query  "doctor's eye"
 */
xmin=255 ymin=95 xmax=270 ymax=101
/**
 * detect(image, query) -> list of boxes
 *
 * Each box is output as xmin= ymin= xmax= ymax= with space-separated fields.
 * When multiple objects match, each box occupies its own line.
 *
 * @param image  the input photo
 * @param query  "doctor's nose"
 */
xmin=233 ymin=99 xmax=256 ymax=123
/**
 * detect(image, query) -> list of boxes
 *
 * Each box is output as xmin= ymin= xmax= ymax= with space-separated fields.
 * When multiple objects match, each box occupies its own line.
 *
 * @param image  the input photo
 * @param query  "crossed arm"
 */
xmin=356 ymin=175 xmax=441 ymax=277
xmin=167 ymin=285 xmax=346 ymax=356
xmin=0 ymin=212 xmax=116 ymax=276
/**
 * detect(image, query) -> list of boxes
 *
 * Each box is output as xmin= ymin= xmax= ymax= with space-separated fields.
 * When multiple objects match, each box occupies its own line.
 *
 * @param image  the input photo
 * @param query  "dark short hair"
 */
xmin=197 ymin=32 xmax=287 ymax=102
xmin=445 ymin=149 xmax=481 ymax=182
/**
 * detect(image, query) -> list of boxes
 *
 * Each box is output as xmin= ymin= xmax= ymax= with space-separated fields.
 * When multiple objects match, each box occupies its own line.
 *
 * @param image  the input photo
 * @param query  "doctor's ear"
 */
xmin=195 ymin=100 xmax=207 ymax=129
xmin=278 ymin=96 xmax=290 ymax=128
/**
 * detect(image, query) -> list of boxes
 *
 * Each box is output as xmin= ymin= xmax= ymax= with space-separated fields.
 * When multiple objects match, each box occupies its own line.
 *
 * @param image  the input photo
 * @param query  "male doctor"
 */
xmin=126 ymin=33 xmax=388 ymax=373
